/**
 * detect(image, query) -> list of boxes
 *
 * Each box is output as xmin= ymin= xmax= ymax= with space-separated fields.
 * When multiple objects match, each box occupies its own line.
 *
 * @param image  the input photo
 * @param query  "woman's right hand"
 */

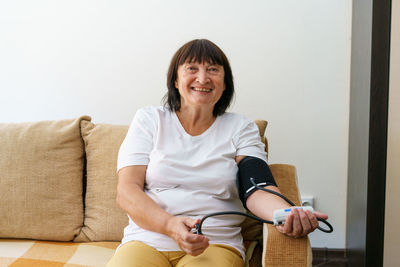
xmin=166 ymin=217 xmax=209 ymax=256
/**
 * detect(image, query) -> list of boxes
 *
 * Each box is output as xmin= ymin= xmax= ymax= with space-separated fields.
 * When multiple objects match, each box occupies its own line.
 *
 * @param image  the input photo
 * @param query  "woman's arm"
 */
xmin=235 ymin=156 xmax=328 ymax=237
xmin=116 ymin=166 xmax=209 ymax=255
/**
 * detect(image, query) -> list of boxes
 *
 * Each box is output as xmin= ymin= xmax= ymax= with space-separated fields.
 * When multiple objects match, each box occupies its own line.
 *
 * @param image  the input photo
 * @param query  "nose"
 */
xmin=196 ymin=69 xmax=210 ymax=84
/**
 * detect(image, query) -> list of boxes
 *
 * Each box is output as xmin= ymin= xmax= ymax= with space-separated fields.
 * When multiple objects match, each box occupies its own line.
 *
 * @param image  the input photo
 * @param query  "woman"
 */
xmin=107 ymin=39 xmax=328 ymax=267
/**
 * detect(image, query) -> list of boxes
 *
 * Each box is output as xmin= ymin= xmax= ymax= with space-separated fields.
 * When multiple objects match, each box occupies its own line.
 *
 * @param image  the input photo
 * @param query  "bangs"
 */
xmin=177 ymin=39 xmax=225 ymax=66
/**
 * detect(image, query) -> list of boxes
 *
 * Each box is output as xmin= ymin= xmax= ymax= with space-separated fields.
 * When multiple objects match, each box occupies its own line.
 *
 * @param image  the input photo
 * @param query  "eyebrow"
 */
xmin=183 ymin=62 xmax=221 ymax=67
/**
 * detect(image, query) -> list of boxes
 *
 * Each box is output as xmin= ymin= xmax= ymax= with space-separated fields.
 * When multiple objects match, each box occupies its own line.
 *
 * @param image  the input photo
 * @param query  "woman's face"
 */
xmin=175 ymin=61 xmax=225 ymax=111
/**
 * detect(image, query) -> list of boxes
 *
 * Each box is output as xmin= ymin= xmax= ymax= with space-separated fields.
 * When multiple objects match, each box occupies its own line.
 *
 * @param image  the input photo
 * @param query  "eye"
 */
xmin=186 ymin=65 xmax=197 ymax=72
xmin=208 ymin=66 xmax=221 ymax=72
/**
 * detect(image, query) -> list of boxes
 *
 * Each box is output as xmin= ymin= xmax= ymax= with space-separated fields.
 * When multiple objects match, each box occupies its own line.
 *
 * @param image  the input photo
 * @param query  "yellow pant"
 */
xmin=106 ymin=241 xmax=244 ymax=267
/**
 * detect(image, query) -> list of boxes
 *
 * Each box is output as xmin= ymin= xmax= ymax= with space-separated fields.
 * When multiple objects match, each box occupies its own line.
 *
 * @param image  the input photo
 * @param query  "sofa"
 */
xmin=0 ymin=115 xmax=312 ymax=267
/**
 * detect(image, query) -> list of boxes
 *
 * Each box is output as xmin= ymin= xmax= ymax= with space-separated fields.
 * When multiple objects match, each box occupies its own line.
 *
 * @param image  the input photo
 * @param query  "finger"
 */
xmin=183 ymin=217 xmax=200 ymax=229
xmin=183 ymin=232 xmax=201 ymax=242
xmin=184 ymin=232 xmax=210 ymax=245
xmin=187 ymin=243 xmax=209 ymax=256
xmin=314 ymin=211 xmax=328 ymax=220
xmin=306 ymin=210 xmax=319 ymax=230
xmin=298 ymin=209 xmax=312 ymax=235
xmin=291 ymin=209 xmax=302 ymax=236
xmin=276 ymin=225 xmax=286 ymax=234
xmin=180 ymin=235 xmax=209 ymax=255
xmin=283 ymin=212 xmax=294 ymax=234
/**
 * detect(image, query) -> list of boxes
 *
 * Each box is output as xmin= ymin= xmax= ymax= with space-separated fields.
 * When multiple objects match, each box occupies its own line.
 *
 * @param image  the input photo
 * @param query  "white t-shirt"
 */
xmin=117 ymin=106 xmax=267 ymax=260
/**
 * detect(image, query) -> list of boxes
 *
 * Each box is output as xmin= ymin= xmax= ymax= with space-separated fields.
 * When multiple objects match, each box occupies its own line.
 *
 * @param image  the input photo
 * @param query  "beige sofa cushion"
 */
xmin=74 ymin=119 xmax=129 ymax=241
xmin=0 ymin=116 xmax=89 ymax=241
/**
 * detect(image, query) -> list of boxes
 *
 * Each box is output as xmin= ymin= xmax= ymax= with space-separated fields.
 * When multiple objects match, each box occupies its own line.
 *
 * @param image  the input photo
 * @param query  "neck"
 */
xmin=176 ymin=106 xmax=216 ymax=136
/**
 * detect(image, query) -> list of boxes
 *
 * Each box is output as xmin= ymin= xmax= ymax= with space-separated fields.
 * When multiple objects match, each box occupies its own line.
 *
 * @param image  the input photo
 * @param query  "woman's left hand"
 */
xmin=276 ymin=208 xmax=328 ymax=238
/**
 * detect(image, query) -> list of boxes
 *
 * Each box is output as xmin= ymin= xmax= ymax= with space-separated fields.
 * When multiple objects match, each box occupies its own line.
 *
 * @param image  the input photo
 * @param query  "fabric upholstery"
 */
xmin=0 ymin=239 xmax=119 ymax=267
xmin=74 ymin=119 xmax=129 ymax=242
xmin=254 ymin=120 xmax=268 ymax=158
xmin=0 ymin=117 xmax=89 ymax=241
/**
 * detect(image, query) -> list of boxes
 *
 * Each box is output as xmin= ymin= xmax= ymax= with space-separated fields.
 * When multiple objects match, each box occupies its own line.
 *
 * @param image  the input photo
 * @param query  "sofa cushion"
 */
xmin=74 ymin=120 xmax=129 ymax=242
xmin=0 ymin=116 xmax=89 ymax=241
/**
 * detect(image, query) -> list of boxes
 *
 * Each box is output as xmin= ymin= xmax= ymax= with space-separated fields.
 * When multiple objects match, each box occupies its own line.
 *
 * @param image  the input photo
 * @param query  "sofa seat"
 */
xmin=0 ymin=240 xmax=266 ymax=267
xmin=0 ymin=239 xmax=119 ymax=267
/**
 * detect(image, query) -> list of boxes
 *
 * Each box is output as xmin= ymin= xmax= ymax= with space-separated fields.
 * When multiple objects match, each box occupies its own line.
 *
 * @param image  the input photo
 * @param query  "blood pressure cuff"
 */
xmin=237 ymin=156 xmax=277 ymax=210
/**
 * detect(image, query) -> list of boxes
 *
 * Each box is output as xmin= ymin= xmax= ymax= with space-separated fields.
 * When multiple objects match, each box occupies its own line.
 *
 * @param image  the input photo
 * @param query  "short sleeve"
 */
xmin=233 ymin=120 xmax=267 ymax=163
xmin=117 ymin=108 xmax=156 ymax=171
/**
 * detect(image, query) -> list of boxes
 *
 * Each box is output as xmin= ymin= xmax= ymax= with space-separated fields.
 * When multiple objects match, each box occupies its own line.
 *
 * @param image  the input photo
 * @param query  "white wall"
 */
xmin=0 ymin=0 xmax=351 ymax=248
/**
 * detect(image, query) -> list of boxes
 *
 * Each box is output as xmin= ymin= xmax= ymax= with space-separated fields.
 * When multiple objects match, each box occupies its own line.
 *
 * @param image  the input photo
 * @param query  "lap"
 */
xmin=106 ymin=241 xmax=178 ymax=267
xmin=106 ymin=241 xmax=243 ymax=267
xmin=177 ymin=244 xmax=244 ymax=267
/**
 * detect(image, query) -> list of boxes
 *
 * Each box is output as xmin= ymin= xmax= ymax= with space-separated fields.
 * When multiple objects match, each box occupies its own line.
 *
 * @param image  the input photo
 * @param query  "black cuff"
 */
xmin=236 ymin=156 xmax=277 ymax=210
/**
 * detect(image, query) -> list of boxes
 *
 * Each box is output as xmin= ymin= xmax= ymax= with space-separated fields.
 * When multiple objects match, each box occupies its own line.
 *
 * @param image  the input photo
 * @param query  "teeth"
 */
xmin=193 ymin=87 xmax=212 ymax=92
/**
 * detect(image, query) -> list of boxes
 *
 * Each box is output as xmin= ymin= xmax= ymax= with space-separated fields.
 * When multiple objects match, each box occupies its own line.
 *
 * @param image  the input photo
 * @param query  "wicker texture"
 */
xmin=262 ymin=164 xmax=311 ymax=267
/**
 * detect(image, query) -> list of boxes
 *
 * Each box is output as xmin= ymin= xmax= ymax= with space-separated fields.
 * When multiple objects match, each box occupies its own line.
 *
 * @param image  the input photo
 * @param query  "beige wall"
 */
xmin=384 ymin=0 xmax=400 ymax=266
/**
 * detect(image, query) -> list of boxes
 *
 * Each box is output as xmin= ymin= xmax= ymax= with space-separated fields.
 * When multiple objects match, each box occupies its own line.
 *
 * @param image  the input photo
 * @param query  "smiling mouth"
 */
xmin=192 ymin=87 xmax=212 ymax=92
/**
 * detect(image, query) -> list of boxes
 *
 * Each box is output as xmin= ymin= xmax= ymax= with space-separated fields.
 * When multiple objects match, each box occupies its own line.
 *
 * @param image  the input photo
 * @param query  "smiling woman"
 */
xmin=107 ymin=39 xmax=327 ymax=267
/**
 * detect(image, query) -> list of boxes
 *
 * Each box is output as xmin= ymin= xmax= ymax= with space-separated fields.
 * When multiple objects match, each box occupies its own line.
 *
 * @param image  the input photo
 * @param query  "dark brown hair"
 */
xmin=164 ymin=39 xmax=234 ymax=117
